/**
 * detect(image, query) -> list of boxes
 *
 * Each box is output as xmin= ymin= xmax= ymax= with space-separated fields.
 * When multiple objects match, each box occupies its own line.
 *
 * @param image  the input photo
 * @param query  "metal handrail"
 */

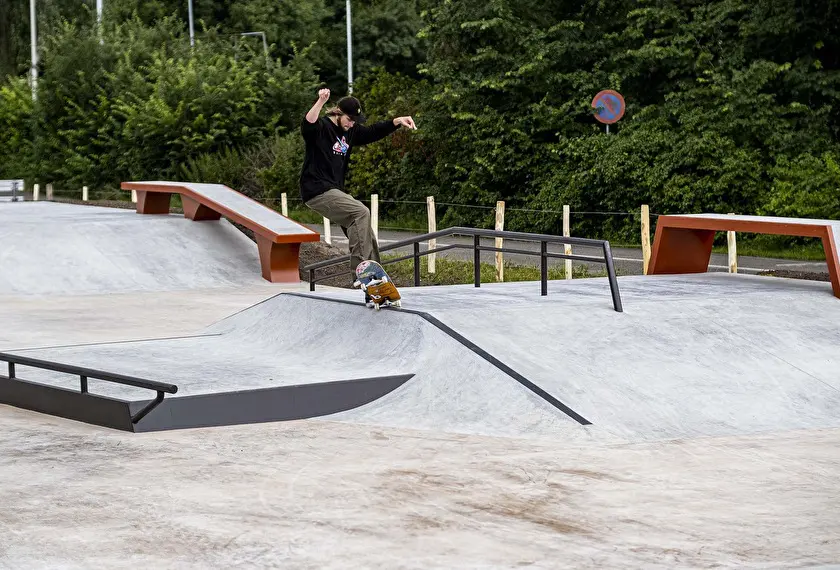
xmin=303 ymin=227 xmax=623 ymax=312
xmin=0 ymin=352 xmax=178 ymax=424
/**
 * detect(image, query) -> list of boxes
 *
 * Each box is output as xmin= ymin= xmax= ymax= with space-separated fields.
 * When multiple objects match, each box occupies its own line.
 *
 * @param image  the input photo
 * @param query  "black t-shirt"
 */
xmin=299 ymin=116 xmax=399 ymax=202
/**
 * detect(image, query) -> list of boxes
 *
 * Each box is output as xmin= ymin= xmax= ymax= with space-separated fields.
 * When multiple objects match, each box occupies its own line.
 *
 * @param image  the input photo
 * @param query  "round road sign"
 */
xmin=591 ymin=90 xmax=625 ymax=124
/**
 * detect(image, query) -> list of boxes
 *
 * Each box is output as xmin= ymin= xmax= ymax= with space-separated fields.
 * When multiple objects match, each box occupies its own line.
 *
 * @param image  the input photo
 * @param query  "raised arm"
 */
xmin=306 ymin=89 xmax=331 ymax=123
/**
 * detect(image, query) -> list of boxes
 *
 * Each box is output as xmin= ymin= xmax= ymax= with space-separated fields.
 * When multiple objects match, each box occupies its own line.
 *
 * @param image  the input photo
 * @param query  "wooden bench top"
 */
xmin=121 ymin=181 xmax=319 ymax=244
xmin=649 ymin=213 xmax=840 ymax=299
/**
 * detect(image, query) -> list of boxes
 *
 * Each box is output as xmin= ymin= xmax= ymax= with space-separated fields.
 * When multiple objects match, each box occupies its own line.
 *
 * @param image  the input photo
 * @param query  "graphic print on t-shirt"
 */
xmin=333 ymin=136 xmax=349 ymax=156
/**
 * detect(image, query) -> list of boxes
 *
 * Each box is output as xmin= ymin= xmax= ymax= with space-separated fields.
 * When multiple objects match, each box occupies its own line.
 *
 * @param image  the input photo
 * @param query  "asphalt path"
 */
xmin=306 ymin=224 xmax=829 ymax=277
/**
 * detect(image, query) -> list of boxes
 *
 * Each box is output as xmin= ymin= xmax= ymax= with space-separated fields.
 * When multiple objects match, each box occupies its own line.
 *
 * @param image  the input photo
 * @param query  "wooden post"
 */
xmin=641 ymin=204 xmax=651 ymax=275
xmin=280 ymin=193 xmax=288 ymax=217
xmin=33 ymin=183 xmax=39 ymax=201
xmin=427 ymin=196 xmax=436 ymax=274
xmin=563 ymin=205 xmax=572 ymax=280
xmin=324 ymin=217 xmax=332 ymax=244
xmin=46 ymin=183 xmax=53 ymax=200
xmin=371 ymin=193 xmax=379 ymax=240
xmin=495 ymin=201 xmax=505 ymax=282
xmin=82 ymin=186 xmax=89 ymax=201
xmin=728 ymin=212 xmax=738 ymax=273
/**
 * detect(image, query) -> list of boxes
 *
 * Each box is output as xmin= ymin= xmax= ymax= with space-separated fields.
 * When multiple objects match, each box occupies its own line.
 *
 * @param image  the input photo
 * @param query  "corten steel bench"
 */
xmin=121 ymin=181 xmax=320 ymax=283
xmin=648 ymin=214 xmax=840 ymax=299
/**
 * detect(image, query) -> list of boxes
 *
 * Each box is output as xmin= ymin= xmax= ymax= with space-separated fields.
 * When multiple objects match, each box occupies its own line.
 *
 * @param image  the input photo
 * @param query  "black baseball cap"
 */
xmin=337 ymin=96 xmax=366 ymax=124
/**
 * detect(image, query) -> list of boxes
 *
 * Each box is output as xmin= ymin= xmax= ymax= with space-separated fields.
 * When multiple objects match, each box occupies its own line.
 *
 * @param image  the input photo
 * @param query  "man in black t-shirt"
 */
xmin=300 ymin=88 xmax=416 ymax=275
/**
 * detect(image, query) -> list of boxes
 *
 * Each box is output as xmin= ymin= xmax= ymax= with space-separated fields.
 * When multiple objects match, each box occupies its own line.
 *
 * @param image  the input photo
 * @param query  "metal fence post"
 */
xmin=413 ymin=242 xmax=421 ymax=286
xmin=541 ymin=241 xmax=548 ymax=296
xmin=474 ymin=235 xmax=481 ymax=287
xmin=603 ymin=242 xmax=623 ymax=313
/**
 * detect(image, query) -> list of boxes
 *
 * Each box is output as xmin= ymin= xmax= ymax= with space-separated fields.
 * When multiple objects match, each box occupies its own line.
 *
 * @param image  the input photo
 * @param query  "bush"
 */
xmin=9 ymin=15 xmax=319 ymax=192
xmin=764 ymin=152 xmax=840 ymax=221
xmin=0 ymin=77 xmax=34 ymax=179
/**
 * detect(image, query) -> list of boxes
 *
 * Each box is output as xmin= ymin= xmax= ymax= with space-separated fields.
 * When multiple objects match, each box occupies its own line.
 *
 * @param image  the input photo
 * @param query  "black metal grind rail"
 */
xmin=303 ymin=226 xmax=623 ymax=312
xmin=0 ymin=352 xmax=178 ymax=424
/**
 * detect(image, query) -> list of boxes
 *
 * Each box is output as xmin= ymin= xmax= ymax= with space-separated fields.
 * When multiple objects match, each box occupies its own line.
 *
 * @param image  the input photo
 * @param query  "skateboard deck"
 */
xmin=355 ymin=260 xmax=402 ymax=310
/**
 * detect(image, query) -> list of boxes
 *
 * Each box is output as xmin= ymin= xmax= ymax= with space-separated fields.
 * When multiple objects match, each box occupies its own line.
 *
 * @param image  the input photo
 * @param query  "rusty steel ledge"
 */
xmin=648 ymin=215 xmax=840 ymax=299
xmin=121 ymin=181 xmax=320 ymax=283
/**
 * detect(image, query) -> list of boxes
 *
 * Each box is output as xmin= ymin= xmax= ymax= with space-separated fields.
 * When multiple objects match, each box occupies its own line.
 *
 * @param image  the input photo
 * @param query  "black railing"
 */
xmin=0 ymin=180 xmax=21 ymax=201
xmin=303 ymin=227 xmax=623 ymax=312
xmin=0 ymin=352 xmax=178 ymax=424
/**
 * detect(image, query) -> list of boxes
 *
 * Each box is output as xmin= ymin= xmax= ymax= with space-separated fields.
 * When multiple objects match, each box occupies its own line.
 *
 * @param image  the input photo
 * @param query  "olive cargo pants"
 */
xmin=306 ymin=189 xmax=380 ymax=272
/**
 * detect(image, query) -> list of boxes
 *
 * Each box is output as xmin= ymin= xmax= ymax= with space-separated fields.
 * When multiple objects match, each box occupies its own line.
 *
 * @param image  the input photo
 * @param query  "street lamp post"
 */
xmin=96 ymin=0 xmax=103 ymax=44
xmin=239 ymin=31 xmax=270 ymax=69
xmin=346 ymin=0 xmax=353 ymax=93
xmin=29 ymin=0 xmax=37 ymax=100
xmin=188 ymin=0 xmax=195 ymax=46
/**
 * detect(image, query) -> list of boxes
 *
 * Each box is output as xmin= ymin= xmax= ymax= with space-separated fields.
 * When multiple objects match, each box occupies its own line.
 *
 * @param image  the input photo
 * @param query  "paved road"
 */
xmin=305 ymin=224 xmax=829 ymax=276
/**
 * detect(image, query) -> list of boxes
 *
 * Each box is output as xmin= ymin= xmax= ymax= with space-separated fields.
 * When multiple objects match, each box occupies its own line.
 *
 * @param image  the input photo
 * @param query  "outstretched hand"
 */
xmin=393 ymin=116 xmax=417 ymax=130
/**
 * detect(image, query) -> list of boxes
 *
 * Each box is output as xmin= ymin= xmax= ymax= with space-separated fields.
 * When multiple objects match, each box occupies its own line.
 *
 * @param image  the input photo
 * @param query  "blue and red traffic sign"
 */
xmin=591 ymin=90 xmax=625 ymax=124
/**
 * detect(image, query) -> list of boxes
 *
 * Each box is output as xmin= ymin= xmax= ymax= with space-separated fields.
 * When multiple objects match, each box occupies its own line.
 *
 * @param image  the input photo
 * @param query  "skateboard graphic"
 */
xmin=354 ymin=260 xmax=402 ymax=310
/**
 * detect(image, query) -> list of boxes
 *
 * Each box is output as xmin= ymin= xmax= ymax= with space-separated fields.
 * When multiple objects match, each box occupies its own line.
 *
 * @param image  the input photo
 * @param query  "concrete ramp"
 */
xmin=7 ymin=270 xmax=838 ymax=441
xmin=0 ymin=202 xmax=266 ymax=296
xmin=6 ymin=295 xmax=592 ymax=439
xmin=317 ymin=274 xmax=840 ymax=440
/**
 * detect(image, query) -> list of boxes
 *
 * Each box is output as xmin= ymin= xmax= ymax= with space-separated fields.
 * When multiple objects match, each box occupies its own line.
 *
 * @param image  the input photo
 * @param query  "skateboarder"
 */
xmin=299 ymin=88 xmax=417 ymax=275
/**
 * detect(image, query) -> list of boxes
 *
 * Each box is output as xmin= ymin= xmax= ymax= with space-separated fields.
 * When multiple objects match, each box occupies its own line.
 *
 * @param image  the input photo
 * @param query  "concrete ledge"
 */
xmin=649 ymin=214 xmax=840 ymax=299
xmin=121 ymin=181 xmax=320 ymax=283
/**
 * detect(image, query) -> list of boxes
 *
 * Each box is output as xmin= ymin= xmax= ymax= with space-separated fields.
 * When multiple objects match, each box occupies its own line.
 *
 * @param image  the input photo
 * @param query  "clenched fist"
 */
xmin=318 ymin=88 xmax=330 ymax=102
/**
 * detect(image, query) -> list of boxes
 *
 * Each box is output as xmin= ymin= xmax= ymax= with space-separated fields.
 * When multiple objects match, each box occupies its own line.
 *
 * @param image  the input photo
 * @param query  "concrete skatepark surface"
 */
xmin=1 ymin=199 xmax=839 ymax=568
xmin=314 ymin=274 xmax=840 ymax=440
xmin=2 ymin=407 xmax=839 ymax=569
xmin=0 ymin=202 xmax=267 ymax=295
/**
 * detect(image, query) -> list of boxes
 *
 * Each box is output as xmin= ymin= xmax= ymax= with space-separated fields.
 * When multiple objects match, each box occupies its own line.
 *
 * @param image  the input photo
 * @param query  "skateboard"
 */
xmin=354 ymin=260 xmax=402 ymax=310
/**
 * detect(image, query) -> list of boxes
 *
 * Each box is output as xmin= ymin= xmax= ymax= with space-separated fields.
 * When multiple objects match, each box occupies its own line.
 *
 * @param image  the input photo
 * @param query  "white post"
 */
xmin=188 ymin=0 xmax=195 ymax=47
xmin=728 ymin=212 xmax=738 ymax=274
xmin=29 ymin=0 xmax=37 ymax=101
xmin=346 ymin=0 xmax=353 ymax=93
xmin=426 ymin=196 xmax=436 ymax=274
xmin=563 ymin=205 xmax=572 ymax=280
xmin=82 ymin=186 xmax=89 ymax=201
xmin=33 ymin=183 xmax=39 ymax=201
xmin=96 ymin=0 xmax=103 ymax=44
xmin=641 ymin=204 xmax=651 ymax=275
xmin=131 ymin=190 xmax=137 ymax=203
xmin=280 ymin=193 xmax=288 ymax=217
xmin=495 ymin=201 xmax=505 ymax=282
xmin=324 ymin=217 xmax=332 ymax=244
xmin=370 ymin=194 xmax=379 ymax=240
xmin=46 ymin=183 xmax=53 ymax=200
